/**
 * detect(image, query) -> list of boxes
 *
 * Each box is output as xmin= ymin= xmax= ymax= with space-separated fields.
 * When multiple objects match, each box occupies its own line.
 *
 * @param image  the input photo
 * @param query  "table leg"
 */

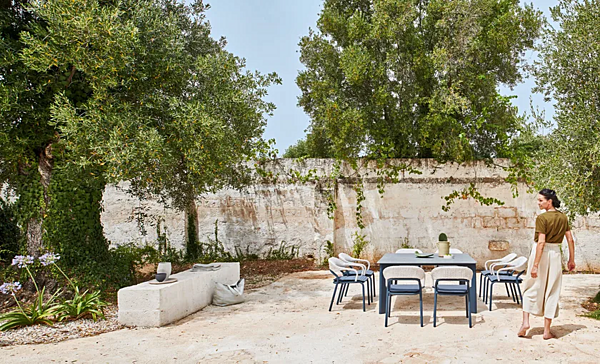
xmin=468 ymin=263 xmax=477 ymax=313
xmin=378 ymin=264 xmax=387 ymax=314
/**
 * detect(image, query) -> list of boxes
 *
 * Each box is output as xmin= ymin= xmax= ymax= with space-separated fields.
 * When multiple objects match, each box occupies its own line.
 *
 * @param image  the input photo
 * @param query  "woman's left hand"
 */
xmin=568 ymin=260 xmax=576 ymax=271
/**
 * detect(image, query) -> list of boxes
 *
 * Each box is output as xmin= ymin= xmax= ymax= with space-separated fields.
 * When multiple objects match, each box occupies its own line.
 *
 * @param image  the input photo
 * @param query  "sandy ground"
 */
xmin=0 ymin=272 xmax=598 ymax=364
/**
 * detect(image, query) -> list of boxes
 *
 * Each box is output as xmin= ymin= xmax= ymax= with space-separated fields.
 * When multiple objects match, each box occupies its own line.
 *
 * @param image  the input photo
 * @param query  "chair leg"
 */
xmin=344 ymin=282 xmax=349 ymax=297
xmin=505 ymin=283 xmax=511 ymax=298
xmin=419 ymin=291 xmax=423 ymax=327
xmin=385 ymin=292 xmax=390 ymax=327
xmin=337 ymin=283 xmax=345 ymax=304
xmin=483 ymin=278 xmax=488 ymax=303
xmin=387 ymin=293 xmax=392 ymax=317
xmin=329 ymin=282 xmax=338 ymax=311
xmin=372 ymin=275 xmax=376 ymax=297
xmin=366 ymin=280 xmax=371 ymax=305
xmin=467 ymin=294 xmax=472 ymax=328
xmin=433 ymin=292 xmax=438 ymax=327
xmin=489 ymin=282 xmax=494 ymax=311
xmin=465 ymin=294 xmax=469 ymax=317
xmin=516 ymin=282 xmax=523 ymax=303
xmin=509 ymin=283 xmax=517 ymax=302
xmin=479 ymin=274 xmax=483 ymax=297
xmin=513 ymin=283 xmax=520 ymax=305
xmin=362 ymin=284 xmax=366 ymax=312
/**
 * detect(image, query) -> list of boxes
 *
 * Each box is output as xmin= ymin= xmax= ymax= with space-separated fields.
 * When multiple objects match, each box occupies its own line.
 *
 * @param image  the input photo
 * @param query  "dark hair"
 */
xmin=539 ymin=188 xmax=561 ymax=208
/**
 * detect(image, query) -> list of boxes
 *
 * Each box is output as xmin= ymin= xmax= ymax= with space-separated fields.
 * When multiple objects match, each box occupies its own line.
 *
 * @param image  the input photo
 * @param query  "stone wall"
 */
xmin=101 ymin=159 xmax=600 ymax=270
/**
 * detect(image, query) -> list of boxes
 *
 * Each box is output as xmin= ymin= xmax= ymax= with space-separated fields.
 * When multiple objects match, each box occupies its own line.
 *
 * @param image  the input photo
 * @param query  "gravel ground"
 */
xmin=0 ymin=305 xmax=124 ymax=347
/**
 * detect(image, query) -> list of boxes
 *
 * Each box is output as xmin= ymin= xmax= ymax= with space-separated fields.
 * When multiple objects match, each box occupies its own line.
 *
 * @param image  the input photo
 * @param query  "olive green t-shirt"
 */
xmin=534 ymin=211 xmax=570 ymax=244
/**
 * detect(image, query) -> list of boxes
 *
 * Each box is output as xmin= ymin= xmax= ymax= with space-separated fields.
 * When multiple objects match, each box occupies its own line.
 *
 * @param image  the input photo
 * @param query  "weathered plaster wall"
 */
xmin=101 ymin=159 xmax=600 ymax=270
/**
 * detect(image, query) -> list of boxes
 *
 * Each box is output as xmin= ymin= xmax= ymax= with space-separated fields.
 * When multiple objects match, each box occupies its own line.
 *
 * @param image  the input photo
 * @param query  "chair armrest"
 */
xmin=345 ymin=267 xmax=359 ymax=281
xmin=496 ymin=267 xmax=513 ymax=280
xmin=485 ymin=258 xmax=502 ymax=270
xmin=354 ymin=258 xmax=370 ymax=270
xmin=348 ymin=262 xmax=366 ymax=275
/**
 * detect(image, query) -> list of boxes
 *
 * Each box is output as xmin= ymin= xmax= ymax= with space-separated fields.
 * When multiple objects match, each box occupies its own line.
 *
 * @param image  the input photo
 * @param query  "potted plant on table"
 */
xmin=437 ymin=233 xmax=450 ymax=257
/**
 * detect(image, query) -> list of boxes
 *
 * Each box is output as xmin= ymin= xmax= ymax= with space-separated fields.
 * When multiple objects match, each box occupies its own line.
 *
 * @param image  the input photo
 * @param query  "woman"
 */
xmin=518 ymin=189 xmax=576 ymax=339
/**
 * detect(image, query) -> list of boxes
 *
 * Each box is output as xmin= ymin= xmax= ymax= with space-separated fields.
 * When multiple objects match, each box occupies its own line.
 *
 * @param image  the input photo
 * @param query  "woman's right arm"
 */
xmin=565 ymin=231 xmax=576 ymax=271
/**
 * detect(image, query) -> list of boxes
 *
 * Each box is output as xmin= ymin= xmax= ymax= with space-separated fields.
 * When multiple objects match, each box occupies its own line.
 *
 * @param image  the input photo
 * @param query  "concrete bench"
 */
xmin=117 ymin=262 xmax=240 ymax=327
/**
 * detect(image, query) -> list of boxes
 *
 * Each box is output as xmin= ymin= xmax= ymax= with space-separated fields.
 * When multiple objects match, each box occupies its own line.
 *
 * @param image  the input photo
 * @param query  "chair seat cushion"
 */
xmin=436 ymin=284 xmax=468 ymax=294
xmin=335 ymin=275 xmax=369 ymax=283
xmin=482 ymin=270 xmax=512 ymax=276
xmin=488 ymin=275 xmax=522 ymax=283
xmin=389 ymin=284 xmax=421 ymax=294
xmin=345 ymin=269 xmax=374 ymax=276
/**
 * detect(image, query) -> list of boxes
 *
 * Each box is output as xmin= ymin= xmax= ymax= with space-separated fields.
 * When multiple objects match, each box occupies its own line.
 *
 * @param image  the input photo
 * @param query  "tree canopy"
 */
xmin=532 ymin=0 xmax=600 ymax=217
xmin=0 ymin=0 xmax=279 ymax=255
xmin=296 ymin=0 xmax=543 ymax=162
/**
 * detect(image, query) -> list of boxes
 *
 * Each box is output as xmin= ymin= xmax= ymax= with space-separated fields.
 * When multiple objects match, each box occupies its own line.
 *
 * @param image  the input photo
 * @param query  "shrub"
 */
xmin=265 ymin=241 xmax=299 ymax=260
xmin=0 ymin=285 xmax=60 ymax=331
xmin=55 ymin=287 xmax=108 ymax=322
xmin=351 ymin=232 xmax=369 ymax=258
xmin=0 ymin=198 xmax=20 ymax=262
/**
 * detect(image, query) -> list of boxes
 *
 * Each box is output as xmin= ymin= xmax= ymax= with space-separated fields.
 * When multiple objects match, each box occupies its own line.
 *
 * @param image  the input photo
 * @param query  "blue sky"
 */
xmin=205 ymin=0 xmax=559 ymax=154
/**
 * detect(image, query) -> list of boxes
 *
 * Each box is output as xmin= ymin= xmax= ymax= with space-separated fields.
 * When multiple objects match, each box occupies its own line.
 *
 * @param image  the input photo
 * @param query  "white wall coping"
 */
xmin=118 ymin=262 xmax=240 ymax=327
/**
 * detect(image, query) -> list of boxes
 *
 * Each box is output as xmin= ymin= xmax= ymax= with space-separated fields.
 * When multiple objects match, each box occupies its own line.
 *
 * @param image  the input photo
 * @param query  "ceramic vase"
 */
xmin=157 ymin=262 xmax=172 ymax=280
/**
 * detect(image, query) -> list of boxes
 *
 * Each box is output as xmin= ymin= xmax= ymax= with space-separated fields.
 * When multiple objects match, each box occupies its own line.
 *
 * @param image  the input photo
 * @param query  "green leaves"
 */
xmin=0 ymin=287 xmax=61 ymax=331
xmin=297 ymin=0 xmax=542 ymax=162
xmin=531 ymin=0 xmax=600 ymax=217
xmin=55 ymin=286 xmax=109 ymax=322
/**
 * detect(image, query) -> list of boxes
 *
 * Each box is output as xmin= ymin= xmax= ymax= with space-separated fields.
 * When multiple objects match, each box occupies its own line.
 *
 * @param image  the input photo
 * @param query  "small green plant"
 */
xmin=234 ymin=246 xmax=260 ymax=261
xmin=195 ymin=220 xmax=236 ymax=263
xmin=351 ymin=232 xmax=369 ymax=258
xmin=438 ymin=233 xmax=448 ymax=241
xmin=0 ymin=255 xmax=61 ymax=331
xmin=265 ymin=241 xmax=299 ymax=260
xmin=0 ymin=286 xmax=60 ymax=331
xmin=40 ymin=252 xmax=109 ymax=323
xmin=400 ymin=237 xmax=411 ymax=249
xmin=323 ymin=240 xmax=335 ymax=259
xmin=55 ymin=287 xmax=108 ymax=322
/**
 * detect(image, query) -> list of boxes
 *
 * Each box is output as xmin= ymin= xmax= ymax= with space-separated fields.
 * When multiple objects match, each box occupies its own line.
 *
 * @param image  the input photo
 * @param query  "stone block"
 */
xmin=483 ymin=217 xmax=504 ymax=228
xmin=118 ymin=262 xmax=240 ymax=327
xmin=495 ymin=207 xmax=518 ymax=218
xmin=505 ymin=218 xmax=522 ymax=229
xmin=489 ymin=240 xmax=510 ymax=251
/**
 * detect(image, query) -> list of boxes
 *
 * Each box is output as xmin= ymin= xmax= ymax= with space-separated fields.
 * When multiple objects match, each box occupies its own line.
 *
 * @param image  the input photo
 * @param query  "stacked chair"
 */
xmin=339 ymin=253 xmax=376 ymax=299
xmin=479 ymin=253 xmax=517 ymax=299
xmin=327 ymin=257 xmax=372 ymax=312
xmin=484 ymin=256 xmax=528 ymax=311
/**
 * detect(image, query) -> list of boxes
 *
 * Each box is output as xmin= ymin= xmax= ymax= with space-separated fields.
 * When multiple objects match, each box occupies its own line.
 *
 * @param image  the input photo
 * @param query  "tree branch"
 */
xmin=65 ymin=66 xmax=76 ymax=88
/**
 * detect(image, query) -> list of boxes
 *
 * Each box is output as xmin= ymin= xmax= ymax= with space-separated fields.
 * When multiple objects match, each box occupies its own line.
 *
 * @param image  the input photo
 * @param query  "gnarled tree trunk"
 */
xmin=26 ymin=144 xmax=54 ymax=256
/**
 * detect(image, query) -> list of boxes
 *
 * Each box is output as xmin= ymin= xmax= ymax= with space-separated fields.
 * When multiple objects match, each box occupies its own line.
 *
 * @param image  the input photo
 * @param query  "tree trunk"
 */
xmin=26 ymin=144 xmax=54 ymax=256
xmin=185 ymin=199 xmax=199 ymax=259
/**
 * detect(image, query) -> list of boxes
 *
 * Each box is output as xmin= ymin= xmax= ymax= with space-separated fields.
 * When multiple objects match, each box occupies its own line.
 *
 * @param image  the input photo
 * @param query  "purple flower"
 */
xmin=0 ymin=282 xmax=22 ymax=295
xmin=11 ymin=255 xmax=34 ymax=268
xmin=39 ymin=252 xmax=60 ymax=266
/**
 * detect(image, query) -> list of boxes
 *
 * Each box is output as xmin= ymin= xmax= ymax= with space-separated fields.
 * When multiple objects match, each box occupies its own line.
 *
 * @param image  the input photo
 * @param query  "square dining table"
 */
xmin=377 ymin=253 xmax=478 ymax=314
